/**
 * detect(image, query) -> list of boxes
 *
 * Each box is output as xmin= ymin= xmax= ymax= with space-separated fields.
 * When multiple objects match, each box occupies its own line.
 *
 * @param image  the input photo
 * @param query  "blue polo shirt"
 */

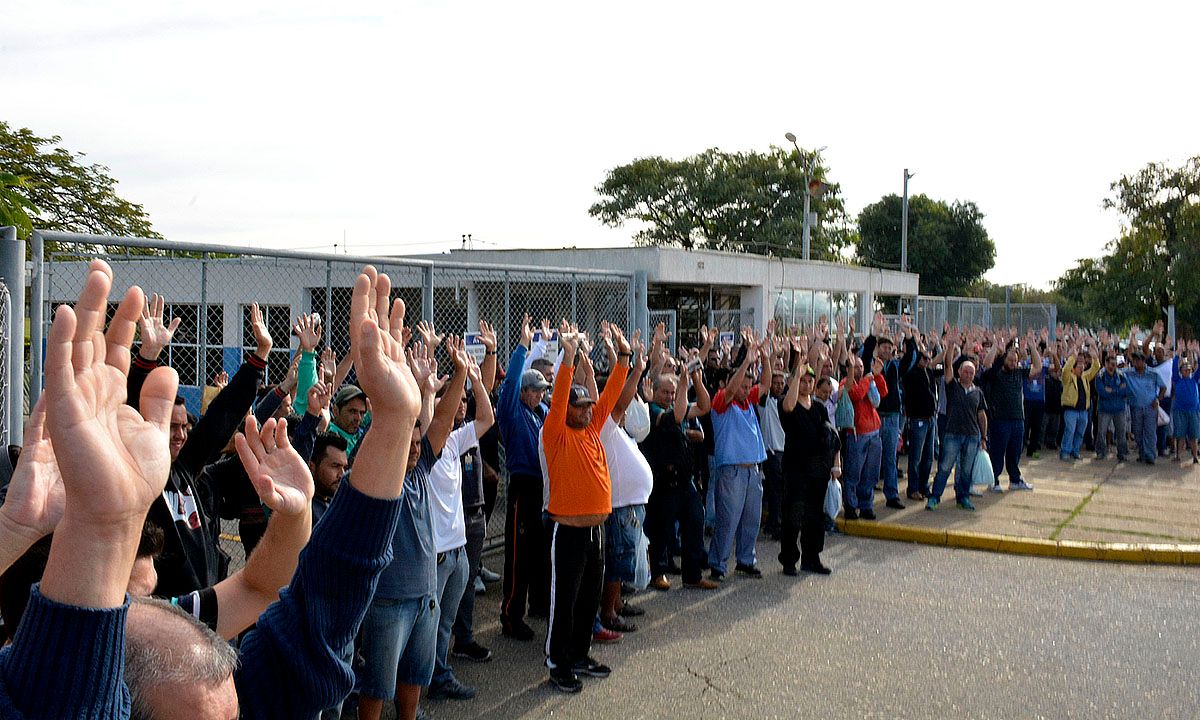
xmin=1125 ymin=368 xmax=1166 ymax=409
xmin=711 ymin=386 xmax=768 ymax=468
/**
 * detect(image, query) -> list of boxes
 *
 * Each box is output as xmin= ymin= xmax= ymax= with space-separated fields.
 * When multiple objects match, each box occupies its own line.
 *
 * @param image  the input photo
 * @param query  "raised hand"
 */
xmin=293 ymin=313 xmax=322 ymax=353
xmin=248 ymin=302 xmax=273 ymax=360
xmin=212 ymin=371 xmax=229 ymax=390
xmin=611 ymin=323 xmax=630 ymax=355
xmin=416 ymin=320 xmax=444 ymax=349
xmin=138 ymin=292 xmax=181 ymax=362
xmin=349 ymin=265 xmax=421 ymax=420
xmin=307 ymin=379 xmax=333 ymax=417
xmin=520 ymin=313 xmax=534 ymax=348
xmin=320 ymin=347 xmax=337 ymax=380
xmin=0 ymin=399 xmax=64 ymax=543
xmin=478 ymin=319 xmax=498 ymax=352
xmin=558 ymin=319 xmax=580 ymax=355
xmin=235 ymin=416 xmax=314 ymax=517
xmin=407 ymin=342 xmax=435 ymax=388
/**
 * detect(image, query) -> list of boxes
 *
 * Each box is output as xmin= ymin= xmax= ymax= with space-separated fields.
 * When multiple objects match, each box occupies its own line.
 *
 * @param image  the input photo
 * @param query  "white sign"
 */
xmin=464 ymin=332 xmax=487 ymax=365
xmin=533 ymin=330 xmax=559 ymax=357
xmin=718 ymin=331 xmax=736 ymax=348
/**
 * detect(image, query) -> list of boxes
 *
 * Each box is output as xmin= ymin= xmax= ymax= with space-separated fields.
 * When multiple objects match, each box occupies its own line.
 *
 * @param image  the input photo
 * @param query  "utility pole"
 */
xmin=901 ymin=168 xmax=914 ymax=274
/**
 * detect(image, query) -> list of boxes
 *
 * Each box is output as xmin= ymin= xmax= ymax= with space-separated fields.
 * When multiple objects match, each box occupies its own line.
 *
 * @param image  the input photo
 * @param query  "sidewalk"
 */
xmin=838 ymin=453 xmax=1200 ymax=564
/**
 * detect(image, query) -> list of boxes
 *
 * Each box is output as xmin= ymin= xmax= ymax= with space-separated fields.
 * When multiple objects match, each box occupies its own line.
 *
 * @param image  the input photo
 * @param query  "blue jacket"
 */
xmin=1094 ymin=369 xmax=1131 ymax=414
xmin=0 ymin=477 xmax=404 ymax=719
xmin=497 ymin=345 xmax=547 ymax=478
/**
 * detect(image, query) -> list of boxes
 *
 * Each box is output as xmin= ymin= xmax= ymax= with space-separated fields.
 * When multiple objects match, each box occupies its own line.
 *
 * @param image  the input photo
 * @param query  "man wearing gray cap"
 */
xmin=497 ymin=315 xmax=553 ymax=640
xmin=329 ymin=384 xmax=370 ymax=462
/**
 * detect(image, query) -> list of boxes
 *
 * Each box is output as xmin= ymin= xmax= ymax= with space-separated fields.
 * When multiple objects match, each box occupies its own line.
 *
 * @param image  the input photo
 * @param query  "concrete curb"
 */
xmin=835 ymin=519 xmax=1200 ymax=565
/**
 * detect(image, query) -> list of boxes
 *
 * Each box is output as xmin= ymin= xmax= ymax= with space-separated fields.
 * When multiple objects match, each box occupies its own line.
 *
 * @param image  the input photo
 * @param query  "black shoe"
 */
xmin=735 ymin=563 xmax=763 ymax=578
xmin=571 ymin=657 xmax=612 ymax=678
xmin=906 ymin=491 xmax=925 ymax=501
xmin=502 ymin=621 xmax=535 ymax=641
xmin=620 ymin=582 xmax=636 ymax=596
xmin=800 ymin=561 xmax=832 ymax=575
xmin=886 ymin=498 xmax=906 ymax=510
xmin=550 ymin=667 xmax=583 ymax=693
xmin=782 ymin=564 xmax=799 ymax=576
xmin=617 ymin=603 xmax=645 ymax=618
xmin=859 ymin=509 xmax=877 ymax=521
xmin=843 ymin=508 xmax=859 ymax=521
xmin=528 ymin=606 xmax=549 ymax=619
xmin=451 ymin=641 xmax=493 ymax=663
xmin=664 ymin=561 xmax=682 ymax=575
xmin=709 ymin=569 xmax=725 ymax=583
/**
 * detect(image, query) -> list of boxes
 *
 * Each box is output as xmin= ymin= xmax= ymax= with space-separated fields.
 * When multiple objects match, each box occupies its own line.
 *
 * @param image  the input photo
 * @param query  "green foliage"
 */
xmin=0 ymin=121 xmax=160 ymax=240
xmin=856 ymin=194 xmax=996 ymax=296
xmin=1055 ymin=157 xmax=1200 ymax=334
xmin=589 ymin=147 xmax=853 ymax=260
xmin=0 ymin=172 xmax=36 ymax=237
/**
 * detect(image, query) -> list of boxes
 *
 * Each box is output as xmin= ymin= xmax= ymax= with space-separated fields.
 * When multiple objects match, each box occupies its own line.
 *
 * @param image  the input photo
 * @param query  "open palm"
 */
xmin=0 ymin=399 xmax=64 ymax=539
xmin=235 ymin=416 xmax=313 ymax=516
xmin=349 ymin=267 xmax=420 ymax=417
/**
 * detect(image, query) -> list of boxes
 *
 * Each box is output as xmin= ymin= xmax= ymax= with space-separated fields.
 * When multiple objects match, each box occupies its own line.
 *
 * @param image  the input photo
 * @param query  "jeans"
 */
xmin=1094 ymin=411 xmax=1129 ymax=459
xmin=761 ymin=450 xmax=784 ymax=535
xmin=1024 ymin=400 xmax=1046 ymax=454
xmin=432 ymin=546 xmax=469 ymax=688
xmin=906 ymin=417 xmax=936 ymax=496
xmin=706 ymin=464 xmax=763 ymax=575
xmin=453 ymin=507 xmax=487 ymax=646
xmin=603 ymin=504 xmax=645 ymax=584
xmin=879 ymin=413 xmax=902 ymax=501
xmin=843 ymin=431 xmax=882 ymax=512
xmin=1044 ymin=413 xmax=1062 ymax=449
xmin=930 ymin=433 xmax=980 ymax=503
xmin=359 ymin=594 xmax=438 ymax=697
xmin=1130 ymin=405 xmax=1158 ymax=461
xmin=989 ymin=419 xmax=1025 ymax=483
xmin=1061 ymin=409 xmax=1088 ymax=458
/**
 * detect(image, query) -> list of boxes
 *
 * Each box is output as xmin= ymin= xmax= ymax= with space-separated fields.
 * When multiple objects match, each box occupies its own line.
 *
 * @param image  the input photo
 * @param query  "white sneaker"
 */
xmin=989 ymin=484 xmax=1004 ymax=493
xmin=968 ymin=488 xmax=983 ymax=497
xmin=1010 ymin=480 xmax=1034 ymax=491
xmin=474 ymin=576 xmax=486 ymax=595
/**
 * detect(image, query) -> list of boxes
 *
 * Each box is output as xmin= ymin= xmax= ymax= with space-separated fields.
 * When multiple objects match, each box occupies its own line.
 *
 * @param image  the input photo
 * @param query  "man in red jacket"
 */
xmin=839 ymin=355 xmax=888 ymax=520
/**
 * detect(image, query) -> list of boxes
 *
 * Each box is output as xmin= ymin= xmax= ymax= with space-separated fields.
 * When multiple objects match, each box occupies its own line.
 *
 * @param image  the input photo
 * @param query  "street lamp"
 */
xmin=784 ymin=133 xmax=828 ymax=261
xmin=901 ymin=169 xmax=915 ymax=274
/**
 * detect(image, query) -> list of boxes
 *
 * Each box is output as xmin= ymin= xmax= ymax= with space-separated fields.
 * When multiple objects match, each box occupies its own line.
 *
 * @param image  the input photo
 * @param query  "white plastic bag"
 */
xmin=970 ymin=446 xmax=995 ymax=486
xmin=624 ymin=397 xmax=652 ymax=443
xmin=633 ymin=530 xmax=651 ymax=590
xmin=824 ymin=477 xmax=842 ymax=520
xmin=1157 ymin=405 xmax=1171 ymax=427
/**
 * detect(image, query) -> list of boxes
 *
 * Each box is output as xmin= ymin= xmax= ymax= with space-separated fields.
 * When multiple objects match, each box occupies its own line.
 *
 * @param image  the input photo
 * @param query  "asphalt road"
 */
xmin=418 ymin=534 xmax=1199 ymax=720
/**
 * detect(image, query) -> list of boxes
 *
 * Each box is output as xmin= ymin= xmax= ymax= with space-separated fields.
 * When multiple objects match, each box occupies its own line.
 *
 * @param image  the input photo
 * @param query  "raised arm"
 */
xmin=593 ymin=324 xmax=631 ymax=424
xmin=467 ymin=355 xmax=495 ymax=437
xmin=780 ymin=352 xmax=805 ymax=414
xmin=426 ymin=336 xmax=469 ymax=457
xmin=611 ymin=332 xmax=646 ymax=421
xmin=478 ymin=319 xmax=499 ymax=391
xmin=549 ymin=322 xmax=579 ymax=428
xmin=292 ymin=313 xmax=322 ymax=413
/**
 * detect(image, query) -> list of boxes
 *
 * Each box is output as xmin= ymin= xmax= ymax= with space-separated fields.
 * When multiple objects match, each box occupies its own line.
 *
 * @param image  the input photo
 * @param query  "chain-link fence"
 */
xmin=648 ymin=309 xmax=677 ymax=354
xmin=915 ymin=296 xmax=994 ymax=333
xmin=989 ymin=303 xmax=1058 ymax=336
xmin=29 ymin=231 xmax=635 ymax=566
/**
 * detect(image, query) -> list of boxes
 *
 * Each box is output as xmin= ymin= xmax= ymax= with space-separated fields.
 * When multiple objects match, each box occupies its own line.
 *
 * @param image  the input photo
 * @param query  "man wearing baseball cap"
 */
xmin=541 ymin=322 xmax=630 ymax=693
xmin=329 ymin=384 xmax=370 ymax=461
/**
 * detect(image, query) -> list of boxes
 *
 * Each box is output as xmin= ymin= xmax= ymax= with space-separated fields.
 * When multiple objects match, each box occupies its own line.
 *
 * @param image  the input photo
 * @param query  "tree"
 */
xmin=589 ymin=147 xmax=853 ymax=260
xmin=0 ymin=172 xmax=36 ymax=237
xmin=0 ymin=121 xmax=160 ymax=239
xmin=1053 ymin=157 xmax=1200 ymax=333
xmin=856 ymin=193 xmax=995 ymax=297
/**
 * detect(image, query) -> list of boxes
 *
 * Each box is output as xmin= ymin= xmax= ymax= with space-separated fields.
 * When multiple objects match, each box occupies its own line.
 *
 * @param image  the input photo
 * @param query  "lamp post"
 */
xmin=784 ymin=133 xmax=827 ymax=261
xmin=901 ymin=169 xmax=915 ymax=274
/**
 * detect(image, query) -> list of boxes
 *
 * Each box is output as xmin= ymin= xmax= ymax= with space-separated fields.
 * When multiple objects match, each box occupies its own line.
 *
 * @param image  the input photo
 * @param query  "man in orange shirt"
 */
xmin=542 ymin=321 xmax=630 ymax=694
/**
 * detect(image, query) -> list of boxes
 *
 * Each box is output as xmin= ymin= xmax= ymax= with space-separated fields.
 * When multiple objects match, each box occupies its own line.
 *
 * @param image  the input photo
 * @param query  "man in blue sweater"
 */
xmin=497 ymin=313 xmax=552 ymax=641
xmin=0 ymin=263 xmax=424 ymax=720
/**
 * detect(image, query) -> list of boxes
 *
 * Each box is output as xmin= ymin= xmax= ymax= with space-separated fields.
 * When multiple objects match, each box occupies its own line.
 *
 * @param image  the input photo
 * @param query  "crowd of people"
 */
xmin=0 ymin=261 xmax=1191 ymax=720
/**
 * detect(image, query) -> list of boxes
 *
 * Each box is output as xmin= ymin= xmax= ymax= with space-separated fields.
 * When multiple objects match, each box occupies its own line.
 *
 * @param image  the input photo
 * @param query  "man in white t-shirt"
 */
xmin=597 ymin=343 xmax=652 ymax=633
xmin=426 ymin=351 xmax=494 ymax=702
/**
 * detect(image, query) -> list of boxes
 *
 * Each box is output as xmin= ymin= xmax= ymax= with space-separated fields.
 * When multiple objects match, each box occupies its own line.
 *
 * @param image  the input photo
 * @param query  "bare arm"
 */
xmin=426 ymin=337 xmax=469 ymax=457
xmin=467 ymin=355 xmax=495 ymax=437
xmin=478 ymin=319 xmax=498 ymax=392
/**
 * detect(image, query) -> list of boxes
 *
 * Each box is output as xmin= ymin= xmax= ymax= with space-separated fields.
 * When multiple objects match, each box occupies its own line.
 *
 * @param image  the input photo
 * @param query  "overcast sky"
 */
xmin=4 ymin=0 xmax=1197 ymax=288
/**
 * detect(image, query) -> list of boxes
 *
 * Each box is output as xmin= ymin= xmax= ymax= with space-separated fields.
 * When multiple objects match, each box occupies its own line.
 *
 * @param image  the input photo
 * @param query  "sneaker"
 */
xmin=479 ymin=565 xmax=501 ymax=583
xmin=474 ymin=576 xmax=486 ymax=595
xmin=957 ymin=498 xmax=976 ymax=511
xmin=1010 ymin=480 xmax=1034 ymax=491
xmin=1193 ymin=457 xmax=1198 ymax=465
xmin=859 ymin=509 xmax=877 ymax=520
xmin=683 ymin=578 xmax=721 ymax=590
xmin=799 ymin=561 xmax=832 ymax=575
xmin=906 ymin=491 xmax=925 ymax=501
xmin=843 ymin=508 xmax=859 ymax=521
xmin=735 ymin=563 xmax=763 ymax=579
xmin=885 ymin=498 xmax=906 ymax=510
xmin=989 ymin=484 xmax=1004 ymax=493
xmin=782 ymin=564 xmax=799 ymax=576
xmin=427 ymin=677 xmax=476 ymax=701
xmin=709 ymin=569 xmax=725 ymax=583
xmin=549 ymin=667 xmax=583 ymax=694
xmin=649 ymin=575 xmax=670 ymax=591
xmin=452 ymin=641 xmax=493 ymax=663
xmin=925 ymin=497 xmax=940 ymax=511
xmin=592 ymin=627 xmax=622 ymax=644
xmin=572 ymin=657 xmax=612 ymax=678
xmin=501 ymin=621 xmax=535 ymax=641
xmin=1030 ymin=450 xmax=1041 ymax=459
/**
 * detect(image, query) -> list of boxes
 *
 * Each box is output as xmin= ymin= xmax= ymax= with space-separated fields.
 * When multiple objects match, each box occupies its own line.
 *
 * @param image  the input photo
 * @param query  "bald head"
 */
xmin=126 ymin=598 xmax=239 ymax=720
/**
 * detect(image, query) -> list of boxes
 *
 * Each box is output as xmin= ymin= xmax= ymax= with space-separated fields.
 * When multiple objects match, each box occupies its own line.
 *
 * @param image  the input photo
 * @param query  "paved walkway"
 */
xmin=840 ymin=452 xmax=1200 ymax=563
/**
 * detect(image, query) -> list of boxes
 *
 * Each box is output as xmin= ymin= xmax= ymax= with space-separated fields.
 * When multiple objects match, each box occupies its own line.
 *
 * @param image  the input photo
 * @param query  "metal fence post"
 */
xmin=633 ymin=270 xmax=648 ymax=340
xmin=29 ymin=231 xmax=44 ymax=408
xmin=422 ymin=266 xmax=435 ymax=326
xmin=324 ymin=260 xmax=333 ymax=349
xmin=570 ymin=275 xmax=578 ymax=324
xmin=0 ymin=227 xmax=25 ymax=444
xmin=199 ymin=252 xmax=209 ymax=387
xmin=502 ymin=272 xmax=511 ymax=361
xmin=1048 ymin=304 xmax=1057 ymax=342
